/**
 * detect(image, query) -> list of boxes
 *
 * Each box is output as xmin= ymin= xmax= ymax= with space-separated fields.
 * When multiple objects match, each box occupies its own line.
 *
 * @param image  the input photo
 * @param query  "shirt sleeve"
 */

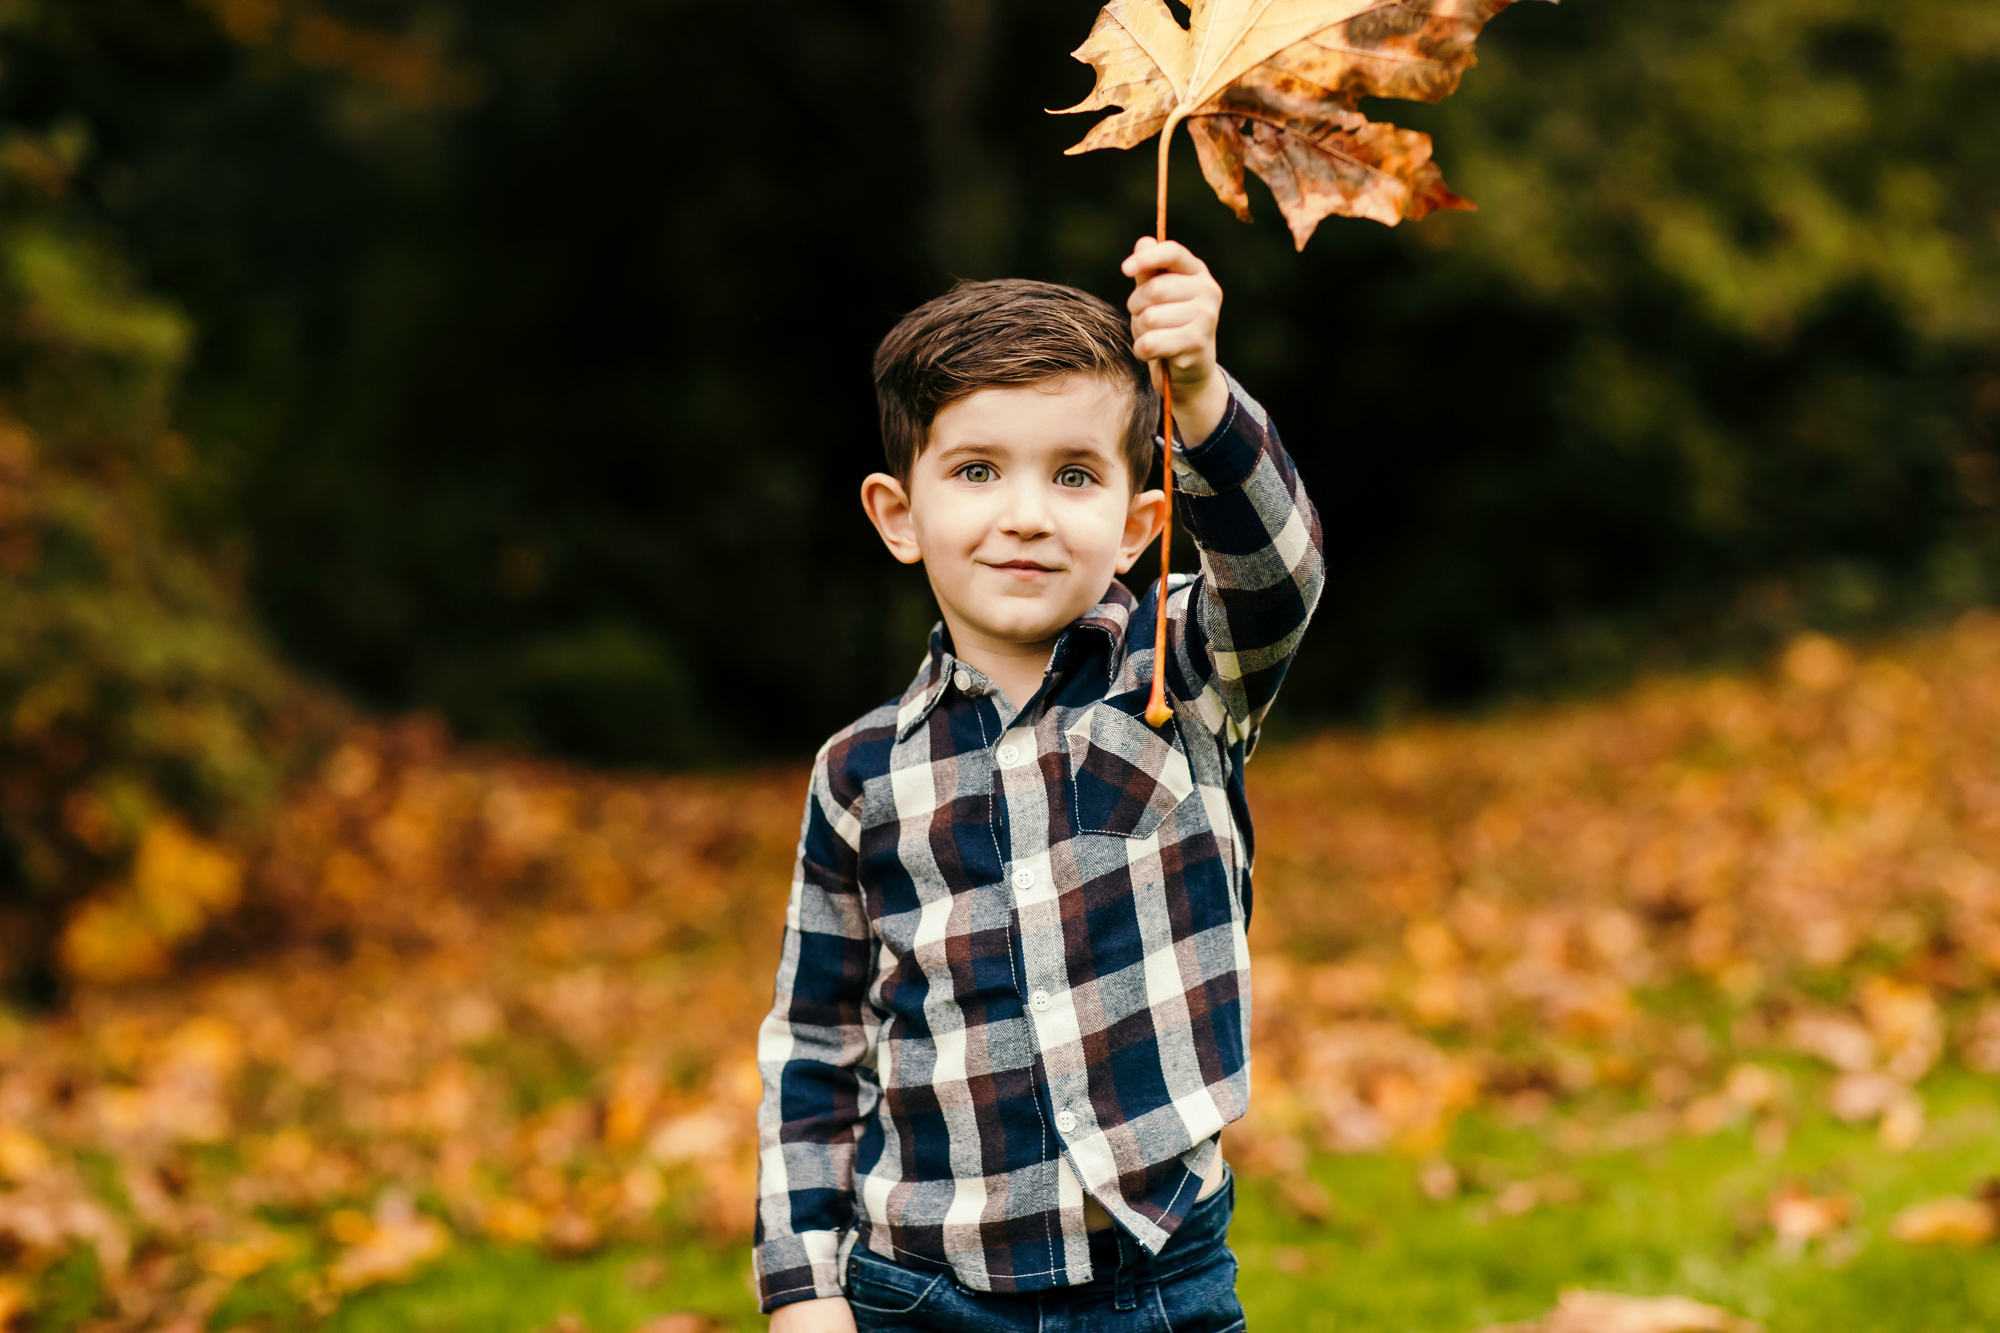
xmin=752 ymin=742 xmax=879 ymax=1312
xmin=1157 ymin=372 xmax=1327 ymax=749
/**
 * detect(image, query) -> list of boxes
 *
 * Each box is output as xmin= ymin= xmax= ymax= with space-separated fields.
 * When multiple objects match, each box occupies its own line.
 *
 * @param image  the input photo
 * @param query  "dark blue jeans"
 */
xmin=842 ymin=1172 xmax=1245 ymax=1333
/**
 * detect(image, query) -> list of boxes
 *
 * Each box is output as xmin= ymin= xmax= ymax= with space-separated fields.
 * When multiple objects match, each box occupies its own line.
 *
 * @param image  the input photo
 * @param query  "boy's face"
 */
xmin=861 ymin=374 xmax=1167 ymax=661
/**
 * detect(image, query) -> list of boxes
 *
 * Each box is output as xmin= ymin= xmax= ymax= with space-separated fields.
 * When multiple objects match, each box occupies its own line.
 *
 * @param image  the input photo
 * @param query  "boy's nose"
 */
xmin=997 ymin=480 xmax=1055 ymax=537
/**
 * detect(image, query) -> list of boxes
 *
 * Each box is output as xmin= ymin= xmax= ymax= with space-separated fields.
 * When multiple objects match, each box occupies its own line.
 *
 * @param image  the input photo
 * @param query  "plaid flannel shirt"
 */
xmin=753 ymin=378 xmax=1324 ymax=1311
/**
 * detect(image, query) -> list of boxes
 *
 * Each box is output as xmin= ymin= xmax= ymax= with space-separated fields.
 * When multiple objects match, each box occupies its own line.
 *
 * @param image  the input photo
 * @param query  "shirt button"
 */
xmin=1011 ymin=867 xmax=1035 ymax=891
xmin=997 ymin=743 xmax=1020 ymax=766
xmin=953 ymin=669 xmax=973 ymax=693
xmin=1030 ymin=989 xmax=1052 ymax=1012
xmin=1055 ymin=1110 xmax=1079 ymax=1134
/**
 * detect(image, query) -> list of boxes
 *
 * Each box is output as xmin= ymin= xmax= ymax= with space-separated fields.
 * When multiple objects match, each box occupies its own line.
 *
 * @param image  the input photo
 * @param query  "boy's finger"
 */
xmin=1134 ymin=317 xmax=1206 ymax=348
xmin=1132 ymin=305 xmax=1208 ymax=342
xmin=1132 ymin=293 xmax=1210 ymax=327
xmin=1122 ymin=243 xmax=1195 ymax=278
xmin=1123 ymin=235 xmax=1169 ymax=259
xmin=1127 ymin=274 xmax=1215 ymax=314
xmin=1120 ymin=239 xmax=1204 ymax=279
xmin=1132 ymin=325 xmax=1208 ymax=364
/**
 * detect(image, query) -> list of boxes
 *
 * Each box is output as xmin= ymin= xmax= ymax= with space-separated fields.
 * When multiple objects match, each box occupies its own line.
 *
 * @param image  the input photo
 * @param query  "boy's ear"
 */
xmin=1114 ymin=487 xmax=1169 ymax=575
xmin=860 ymin=472 xmax=924 ymax=565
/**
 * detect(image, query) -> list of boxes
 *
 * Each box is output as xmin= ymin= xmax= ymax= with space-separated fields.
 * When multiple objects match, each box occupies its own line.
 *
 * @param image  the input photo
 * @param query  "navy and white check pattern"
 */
xmin=753 ymin=379 xmax=1324 ymax=1311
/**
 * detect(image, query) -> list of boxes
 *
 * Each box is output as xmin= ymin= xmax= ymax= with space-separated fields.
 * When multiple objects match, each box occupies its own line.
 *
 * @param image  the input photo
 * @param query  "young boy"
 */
xmin=755 ymin=239 xmax=1324 ymax=1332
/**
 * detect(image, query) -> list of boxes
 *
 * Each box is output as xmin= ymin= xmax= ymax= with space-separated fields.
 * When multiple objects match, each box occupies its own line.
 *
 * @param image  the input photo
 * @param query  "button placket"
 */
xmin=993 ymin=712 xmax=1079 ymax=1163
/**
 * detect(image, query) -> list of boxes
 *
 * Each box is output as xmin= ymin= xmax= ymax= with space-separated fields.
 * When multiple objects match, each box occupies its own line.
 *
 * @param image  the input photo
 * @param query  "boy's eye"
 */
xmin=1056 ymin=467 xmax=1093 ymax=489
xmin=958 ymin=463 xmax=994 ymax=484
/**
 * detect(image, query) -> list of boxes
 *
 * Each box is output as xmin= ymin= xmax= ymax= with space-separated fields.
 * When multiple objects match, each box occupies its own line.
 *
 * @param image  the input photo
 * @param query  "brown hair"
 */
xmin=872 ymin=279 xmax=1157 ymax=489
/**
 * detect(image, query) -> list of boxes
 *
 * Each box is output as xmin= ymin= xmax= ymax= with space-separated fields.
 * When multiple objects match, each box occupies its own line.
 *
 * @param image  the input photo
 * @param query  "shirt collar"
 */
xmin=893 ymin=624 xmax=969 ymax=739
xmin=893 ymin=582 xmax=1139 ymax=741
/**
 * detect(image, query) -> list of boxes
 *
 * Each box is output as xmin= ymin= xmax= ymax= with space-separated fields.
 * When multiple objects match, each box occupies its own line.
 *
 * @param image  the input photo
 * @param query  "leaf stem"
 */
xmin=1145 ymin=116 xmax=1181 ymax=729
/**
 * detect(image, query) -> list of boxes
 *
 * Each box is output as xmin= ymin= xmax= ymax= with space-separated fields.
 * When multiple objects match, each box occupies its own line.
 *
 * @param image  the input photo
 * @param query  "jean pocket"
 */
xmin=1064 ymin=699 xmax=1196 ymax=839
xmin=1151 ymin=1244 xmax=1246 ymax=1333
xmin=844 ymin=1248 xmax=947 ymax=1316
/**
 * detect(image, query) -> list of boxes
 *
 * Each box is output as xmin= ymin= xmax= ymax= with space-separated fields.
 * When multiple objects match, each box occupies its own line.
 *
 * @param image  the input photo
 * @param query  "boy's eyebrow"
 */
xmin=1045 ymin=442 xmax=1119 ymax=465
xmin=929 ymin=439 xmax=1012 ymax=465
xmin=930 ymin=439 xmax=1119 ymax=466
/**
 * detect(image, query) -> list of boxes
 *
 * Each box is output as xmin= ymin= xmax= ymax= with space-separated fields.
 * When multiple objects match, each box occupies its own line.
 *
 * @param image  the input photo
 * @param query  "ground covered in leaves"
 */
xmin=6 ymin=622 xmax=2000 ymax=1331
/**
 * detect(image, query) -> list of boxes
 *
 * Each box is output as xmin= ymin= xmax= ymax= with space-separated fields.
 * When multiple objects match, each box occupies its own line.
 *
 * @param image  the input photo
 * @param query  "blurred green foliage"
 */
xmin=0 ymin=0 xmax=1994 ymax=763
xmin=0 ymin=115 xmax=298 ymax=1000
xmin=1374 ymin=0 xmax=2000 ymax=701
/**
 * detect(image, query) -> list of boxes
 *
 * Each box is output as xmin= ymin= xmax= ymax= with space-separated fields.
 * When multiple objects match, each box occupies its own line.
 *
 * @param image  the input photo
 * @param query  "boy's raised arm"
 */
xmin=1124 ymin=240 xmax=1327 ymax=746
xmin=753 ymin=743 xmax=878 ymax=1316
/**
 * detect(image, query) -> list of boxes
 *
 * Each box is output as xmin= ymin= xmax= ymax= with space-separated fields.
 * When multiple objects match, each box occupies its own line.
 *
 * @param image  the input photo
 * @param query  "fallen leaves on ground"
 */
xmin=522 ymin=1315 xmax=720 ymax=1333
xmin=0 ymin=1276 xmax=30 ymax=1328
xmin=1480 ymin=1289 xmax=1763 ymax=1333
xmin=322 ymin=1191 xmax=451 ymax=1296
xmin=1889 ymin=1181 xmax=2000 ymax=1246
xmin=1238 ymin=619 xmax=2000 ymax=1174
xmin=1 ymin=723 xmax=792 ymax=1328
xmin=1764 ymin=1183 xmax=1851 ymax=1254
xmin=627 ymin=1315 xmax=723 ymax=1333
xmin=7 ymin=617 xmax=2000 ymax=1325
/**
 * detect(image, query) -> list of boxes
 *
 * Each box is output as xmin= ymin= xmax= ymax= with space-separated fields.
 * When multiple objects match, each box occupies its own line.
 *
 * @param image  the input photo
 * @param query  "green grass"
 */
xmin=205 ymin=1237 xmax=762 ymax=1333
xmin=1233 ymin=1069 xmax=2000 ymax=1333
xmin=242 ymin=1071 xmax=2000 ymax=1333
xmin=321 ymin=1242 xmax=757 ymax=1333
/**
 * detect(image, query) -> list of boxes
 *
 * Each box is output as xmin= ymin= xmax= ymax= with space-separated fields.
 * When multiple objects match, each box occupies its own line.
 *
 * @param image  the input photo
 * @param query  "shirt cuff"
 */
xmin=1168 ymin=371 xmax=1263 ymax=497
xmin=756 ymin=1228 xmax=848 ymax=1313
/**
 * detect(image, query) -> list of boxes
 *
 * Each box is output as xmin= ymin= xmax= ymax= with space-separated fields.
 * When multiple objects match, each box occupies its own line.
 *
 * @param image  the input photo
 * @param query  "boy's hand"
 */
xmin=1123 ymin=238 xmax=1229 ymax=447
xmin=770 ymin=1295 xmax=856 ymax=1333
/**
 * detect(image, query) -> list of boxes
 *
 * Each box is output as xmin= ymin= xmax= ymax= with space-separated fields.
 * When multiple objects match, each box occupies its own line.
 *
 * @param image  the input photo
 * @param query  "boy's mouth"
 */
xmin=987 ymin=559 xmax=1060 ymax=575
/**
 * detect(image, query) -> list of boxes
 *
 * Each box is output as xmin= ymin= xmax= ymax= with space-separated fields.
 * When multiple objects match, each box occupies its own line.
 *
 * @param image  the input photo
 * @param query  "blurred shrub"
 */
xmin=0 ymin=126 xmax=303 ymax=1000
xmin=1365 ymin=0 xmax=2000 ymax=693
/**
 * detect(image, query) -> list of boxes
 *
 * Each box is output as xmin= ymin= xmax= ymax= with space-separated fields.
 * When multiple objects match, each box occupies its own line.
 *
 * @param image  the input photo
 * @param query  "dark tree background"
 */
xmin=3 ymin=0 xmax=1996 ymax=767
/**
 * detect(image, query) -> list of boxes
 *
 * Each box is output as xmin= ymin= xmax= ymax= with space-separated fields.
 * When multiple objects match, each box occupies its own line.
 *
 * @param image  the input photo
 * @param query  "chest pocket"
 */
xmin=1065 ymin=700 xmax=1197 ymax=839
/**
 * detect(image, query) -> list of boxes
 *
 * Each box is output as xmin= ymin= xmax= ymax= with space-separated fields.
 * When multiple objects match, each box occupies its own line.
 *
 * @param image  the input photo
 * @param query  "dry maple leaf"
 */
xmin=327 ymin=1214 xmax=449 ymax=1292
xmin=1056 ymin=0 xmax=1550 ymax=246
xmin=1479 ymin=1289 xmax=1764 ymax=1333
xmin=1765 ymin=1183 xmax=1851 ymax=1253
xmin=1890 ymin=1185 xmax=2000 ymax=1246
xmin=629 ymin=1317 xmax=723 ymax=1333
